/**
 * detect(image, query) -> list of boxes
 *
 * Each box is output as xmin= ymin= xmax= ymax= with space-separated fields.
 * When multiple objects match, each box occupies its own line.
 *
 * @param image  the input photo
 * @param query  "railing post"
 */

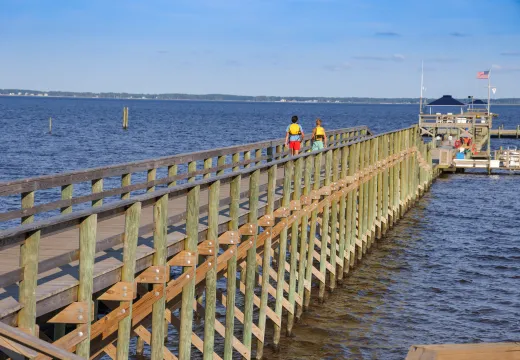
xmin=188 ymin=161 xmax=197 ymax=183
xmin=287 ymin=156 xmax=303 ymax=335
xmin=243 ymin=166 xmax=259 ymax=353
xmin=18 ymin=191 xmax=40 ymax=336
xmin=382 ymin=134 xmax=389 ymax=235
xmin=168 ymin=164 xmax=178 ymax=187
xmin=255 ymin=148 xmax=262 ymax=167
xmin=75 ymin=213 xmax=97 ymax=358
xmin=357 ymin=140 xmax=366 ymax=259
xmin=345 ymin=143 xmax=356 ymax=272
xmin=389 ymin=132 xmax=396 ymax=224
xmin=256 ymin=161 xmax=277 ymax=359
xmin=318 ymin=149 xmax=332 ymax=302
xmin=376 ymin=136 xmax=383 ymax=240
xmin=223 ymin=171 xmax=240 ymax=360
xmin=242 ymin=150 xmax=250 ymax=169
xmin=61 ymin=184 xmax=73 ymax=213
xmin=337 ymin=144 xmax=348 ymax=280
xmin=116 ymin=202 xmax=141 ymax=359
xmin=151 ymin=194 xmax=168 ymax=360
xmin=304 ymin=152 xmax=319 ymax=309
xmin=121 ymin=173 xmax=131 ymax=199
xmin=329 ymin=148 xmax=340 ymax=290
xmin=91 ymin=179 xmax=103 ymax=207
xmin=366 ymin=138 xmax=374 ymax=248
xmin=273 ymin=159 xmax=293 ymax=350
xmin=203 ymin=177 xmax=220 ymax=360
xmin=297 ymin=154 xmax=312 ymax=320
xmin=147 ymin=168 xmax=157 ymax=192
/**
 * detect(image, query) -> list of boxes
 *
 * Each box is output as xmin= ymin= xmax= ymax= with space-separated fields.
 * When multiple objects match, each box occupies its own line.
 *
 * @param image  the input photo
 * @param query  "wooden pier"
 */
xmin=0 ymin=125 xmax=435 ymax=359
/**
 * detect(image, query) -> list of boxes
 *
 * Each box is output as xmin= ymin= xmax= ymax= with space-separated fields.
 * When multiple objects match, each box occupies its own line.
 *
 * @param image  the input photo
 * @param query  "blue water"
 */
xmin=1 ymin=97 xmax=519 ymax=359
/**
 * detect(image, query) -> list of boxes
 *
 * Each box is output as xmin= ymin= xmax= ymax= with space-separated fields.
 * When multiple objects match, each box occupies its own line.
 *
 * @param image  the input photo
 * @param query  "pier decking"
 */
xmin=0 ymin=125 xmax=435 ymax=359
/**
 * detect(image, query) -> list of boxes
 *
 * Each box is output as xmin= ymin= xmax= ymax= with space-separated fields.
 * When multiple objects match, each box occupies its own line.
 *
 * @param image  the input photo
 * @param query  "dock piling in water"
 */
xmin=122 ymin=107 xmax=129 ymax=129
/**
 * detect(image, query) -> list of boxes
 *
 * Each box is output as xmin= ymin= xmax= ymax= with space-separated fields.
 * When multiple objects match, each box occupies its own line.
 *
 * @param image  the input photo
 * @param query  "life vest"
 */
xmin=315 ymin=126 xmax=325 ymax=140
xmin=289 ymin=124 xmax=302 ymax=137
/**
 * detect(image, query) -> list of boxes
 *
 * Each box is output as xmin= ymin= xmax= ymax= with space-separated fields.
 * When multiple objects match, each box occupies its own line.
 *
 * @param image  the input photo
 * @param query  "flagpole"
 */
xmin=419 ymin=60 xmax=424 ymax=114
xmin=487 ymin=67 xmax=491 ymax=113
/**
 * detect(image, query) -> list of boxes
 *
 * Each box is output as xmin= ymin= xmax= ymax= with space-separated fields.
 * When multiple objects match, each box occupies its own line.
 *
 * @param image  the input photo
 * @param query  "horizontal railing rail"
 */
xmin=0 ymin=126 xmax=370 ymax=228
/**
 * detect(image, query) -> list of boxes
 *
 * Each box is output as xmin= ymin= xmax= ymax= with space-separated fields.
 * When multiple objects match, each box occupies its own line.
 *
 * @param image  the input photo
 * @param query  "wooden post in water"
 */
xmin=49 ymin=117 xmax=52 ymax=134
xmin=122 ymin=107 xmax=129 ymax=129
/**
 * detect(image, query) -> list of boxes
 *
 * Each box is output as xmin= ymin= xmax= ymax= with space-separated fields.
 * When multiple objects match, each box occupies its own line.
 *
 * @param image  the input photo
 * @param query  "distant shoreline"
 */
xmin=1 ymin=91 xmax=519 ymax=105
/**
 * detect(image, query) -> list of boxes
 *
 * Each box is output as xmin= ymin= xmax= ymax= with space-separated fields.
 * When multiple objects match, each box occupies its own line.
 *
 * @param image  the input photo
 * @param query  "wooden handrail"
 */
xmin=0 ymin=322 xmax=83 ymax=360
xmin=0 ymin=126 xmax=370 ymax=196
xmin=0 ymin=127 xmax=415 ymax=248
xmin=0 ymin=127 xmax=369 ymax=229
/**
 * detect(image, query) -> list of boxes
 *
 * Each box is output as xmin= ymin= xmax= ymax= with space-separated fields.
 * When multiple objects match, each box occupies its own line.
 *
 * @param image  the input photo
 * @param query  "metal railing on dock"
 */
xmin=0 ymin=125 xmax=435 ymax=360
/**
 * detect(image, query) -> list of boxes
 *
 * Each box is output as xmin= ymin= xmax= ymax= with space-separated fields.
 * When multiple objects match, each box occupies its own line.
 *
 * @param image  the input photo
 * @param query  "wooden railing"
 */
xmin=0 ymin=126 xmax=369 ymax=229
xmin=0 ymin=125 xmax=434 ymax=360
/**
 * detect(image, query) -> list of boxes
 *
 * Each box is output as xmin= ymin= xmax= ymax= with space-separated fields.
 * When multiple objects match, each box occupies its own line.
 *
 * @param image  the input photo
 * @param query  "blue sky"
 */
xmin=1 ymin=0 xmax=520 ymax=97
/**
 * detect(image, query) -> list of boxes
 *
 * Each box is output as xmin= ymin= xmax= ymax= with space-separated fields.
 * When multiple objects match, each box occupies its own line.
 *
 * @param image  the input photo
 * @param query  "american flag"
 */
xmin=476 ymin=71 xmax=489 ymax=79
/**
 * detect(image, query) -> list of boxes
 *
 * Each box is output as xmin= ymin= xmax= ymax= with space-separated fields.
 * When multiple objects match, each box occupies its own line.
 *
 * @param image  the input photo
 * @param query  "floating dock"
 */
xmin=0 ymin=125 xmax=438 ymax=359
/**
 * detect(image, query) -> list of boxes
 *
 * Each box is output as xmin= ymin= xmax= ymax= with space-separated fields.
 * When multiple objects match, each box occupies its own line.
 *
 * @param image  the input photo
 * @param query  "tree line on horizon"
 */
xmin=1 ymin=89 xmax=520 ymax=104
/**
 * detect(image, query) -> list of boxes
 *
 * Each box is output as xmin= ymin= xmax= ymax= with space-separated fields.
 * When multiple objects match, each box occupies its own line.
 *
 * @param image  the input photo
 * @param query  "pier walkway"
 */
xmin=0 ymin=125 xmax=435 ymax=359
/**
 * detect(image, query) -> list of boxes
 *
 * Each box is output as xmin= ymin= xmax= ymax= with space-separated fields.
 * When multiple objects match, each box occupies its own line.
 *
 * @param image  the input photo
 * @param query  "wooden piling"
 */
xmin=18 ymin=191 xmax=39 ymax=336
xmin=203 ymin=177 xmax=220 ymax=360
xmin=296 ymin=154 xmax=312 ymax=319
xmin=287 ymin=156 xmax=302 ymax=334
xmin=116 ymin=202 xmax=141 ymax=360
xmin=304 ymin=152 xmax=320 ymax=309
xmin=243 ymin=167 xmax=259 ymax=354
xmin=75 ymin=214 xmax=97 ymax=358
xmin=256 ymin=162 xmax=277 ymax=359
xmin=328 ymin=148 xmax=339 ymax=290
xmin=223 ymin=172 xmax=240 ymax=360
xmin=122 ymin=107 xmax=129 ymax=129
xmin=318 ymin=150 xmax=332 ymax=302
xmin=273 ymin=160 xmax=293 ymax=349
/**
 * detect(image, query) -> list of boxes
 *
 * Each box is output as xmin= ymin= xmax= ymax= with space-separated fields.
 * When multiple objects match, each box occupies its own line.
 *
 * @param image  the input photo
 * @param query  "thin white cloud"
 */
xmin=323 ymin=62 xmax=352 ymax=72
xmin=353 ymin=54 xmax=405 ymax=62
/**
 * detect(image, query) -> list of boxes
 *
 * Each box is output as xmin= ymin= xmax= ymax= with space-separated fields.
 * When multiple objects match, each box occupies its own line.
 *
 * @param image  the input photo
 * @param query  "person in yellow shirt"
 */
xmin=311 ymin=118 xmax=327 ymax=151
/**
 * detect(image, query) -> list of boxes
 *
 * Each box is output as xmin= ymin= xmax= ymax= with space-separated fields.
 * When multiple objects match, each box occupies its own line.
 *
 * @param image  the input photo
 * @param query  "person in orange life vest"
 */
xmin=285 ymin=115 xmax=304 ymax=156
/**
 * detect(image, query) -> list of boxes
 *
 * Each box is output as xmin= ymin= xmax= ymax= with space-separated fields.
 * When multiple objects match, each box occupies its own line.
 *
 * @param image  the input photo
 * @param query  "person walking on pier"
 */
xmin=285 ymin=115 xmax=304 ymax=155
xmin=311 ymin=118 xmax=327 ymax=151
